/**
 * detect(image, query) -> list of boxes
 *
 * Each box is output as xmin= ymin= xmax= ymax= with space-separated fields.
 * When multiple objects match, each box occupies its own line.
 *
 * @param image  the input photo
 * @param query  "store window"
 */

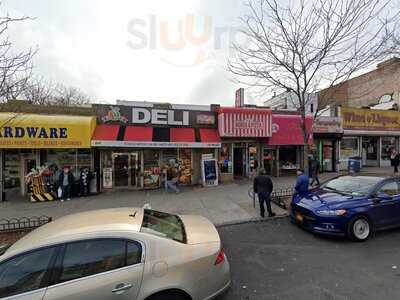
xmin=143 ymin=150 xmax=160 ymax=189
xmin=362 ymin=137 xmax=378 ymax=161
xmin=178 ymin=149 xmax=192 ymax=185
xmin=248 ymin=144 xmax=258 ymax=173
xmin=46 ymin=149 xmax=77 ymax=181
xmin=4 ymin=150 xmax=21 ymax=189
xmin=280 ymin=146 xmax=298 ymax=171
xmin=77 ymin=149 xmax=91 ymax=171
xmin=382 ymin=137 xmax=396 ymax=161
xmin=161 ymin=149 xmax=178 ymax=167
xmin=341 ymin=138 xmax=359 ymax=161
xmin=219 ymin=144 xmax=232 ymax=173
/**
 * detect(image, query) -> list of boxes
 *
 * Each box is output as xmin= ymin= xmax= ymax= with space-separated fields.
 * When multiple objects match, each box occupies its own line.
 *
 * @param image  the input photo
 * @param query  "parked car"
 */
xmin=291 ymin=175 xmax=400 ymax=241
xmin=0 ymin=208 xmax=230 ymax=300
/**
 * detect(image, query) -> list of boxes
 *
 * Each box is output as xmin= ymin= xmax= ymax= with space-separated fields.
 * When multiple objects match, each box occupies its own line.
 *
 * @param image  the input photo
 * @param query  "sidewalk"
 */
xmin=0 ymin=167 xmax=392 ymax=226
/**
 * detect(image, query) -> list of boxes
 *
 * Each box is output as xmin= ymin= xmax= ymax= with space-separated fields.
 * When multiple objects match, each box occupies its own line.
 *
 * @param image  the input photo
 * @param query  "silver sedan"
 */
xmin=0 ymin=207 xmax=230 ymax=300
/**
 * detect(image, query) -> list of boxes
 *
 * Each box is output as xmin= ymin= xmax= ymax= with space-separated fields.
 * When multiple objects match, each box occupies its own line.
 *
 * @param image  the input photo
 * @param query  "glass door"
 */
xmin=113 ymin=153 xmax=129 ymax=187
xmin=130 ymin=152 xmax=140 ymax=187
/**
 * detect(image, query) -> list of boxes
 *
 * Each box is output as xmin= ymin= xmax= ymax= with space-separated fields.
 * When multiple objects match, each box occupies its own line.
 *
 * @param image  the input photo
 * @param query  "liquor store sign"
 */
xmin=0 ymin=113 xmax=95 ymax=149
xmin=341 ymin=107 xmax=400 ymax=131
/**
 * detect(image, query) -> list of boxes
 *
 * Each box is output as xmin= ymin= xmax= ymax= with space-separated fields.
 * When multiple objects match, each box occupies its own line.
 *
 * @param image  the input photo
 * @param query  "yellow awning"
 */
xmin=0 ymin=113 xmax=96 ymax=149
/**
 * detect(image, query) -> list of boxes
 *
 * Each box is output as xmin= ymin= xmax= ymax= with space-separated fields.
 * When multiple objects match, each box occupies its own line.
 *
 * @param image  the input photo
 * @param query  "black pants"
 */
xmin=258 ymin=192 xmax=272 ymax=217
xmin=61 ymin=185 xmax=71 ymax=200
xmin=310 ymin=174 xmax=320 ymax=186
xmin=395 ymin=165 xmax=399 ymax=174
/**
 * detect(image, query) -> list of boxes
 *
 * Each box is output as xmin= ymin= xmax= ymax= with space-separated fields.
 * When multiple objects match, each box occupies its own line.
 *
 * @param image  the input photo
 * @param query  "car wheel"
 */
xmin=348 ymin=216 xmax=372 ymax=242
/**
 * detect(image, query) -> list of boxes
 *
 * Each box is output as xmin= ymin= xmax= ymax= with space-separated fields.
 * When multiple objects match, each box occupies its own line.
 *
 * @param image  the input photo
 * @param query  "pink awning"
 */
xmin=266 ymin=114 xmax=313 ymax=145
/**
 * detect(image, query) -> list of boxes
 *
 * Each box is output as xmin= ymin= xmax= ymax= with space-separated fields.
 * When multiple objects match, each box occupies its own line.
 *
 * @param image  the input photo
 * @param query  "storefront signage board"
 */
xmin=92 ymin=140 xmax=221 ymax=148
xmin=96 ymin=105 xmax=217 ymax=128
xmin=266 ymin=114 xmax=313 ymax=145
xmin=342 ymin=107 xmax=400 ymax=131
xmin=201 ymin=158 xmax=218 ymax=186
xmin=0 ymin=113 xmax=95 ymax=149
xmin=218 ymin=107 xmax=272 ymax=137
xmin=313 ymin=116 xmax=343 ymax=134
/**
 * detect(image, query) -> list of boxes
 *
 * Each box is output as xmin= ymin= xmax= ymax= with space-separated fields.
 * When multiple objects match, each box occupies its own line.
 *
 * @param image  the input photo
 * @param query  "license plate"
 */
xmin=296 ymin=212 xmax=303 ymax=222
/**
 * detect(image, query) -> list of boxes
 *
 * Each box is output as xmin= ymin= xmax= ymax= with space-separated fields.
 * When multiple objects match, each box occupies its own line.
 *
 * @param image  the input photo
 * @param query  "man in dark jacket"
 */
xmin=253 ymin=168 xmax=275 ymax=218
xmin=310 ymin=157 xmax=321 ymax=186
xmin=295 ymin=169 xmax=309 ymax=195
xmin=59 ymin=166 xmax=75 ymax=201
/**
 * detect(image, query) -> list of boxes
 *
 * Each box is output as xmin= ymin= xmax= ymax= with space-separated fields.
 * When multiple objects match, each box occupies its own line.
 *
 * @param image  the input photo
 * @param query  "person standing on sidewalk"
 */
xmin=166 ymin=162 xmax=180 ymax=193
xmin=310 ymin=157 xmax=321 ymax=186
xmin=390 ymin=149 xmax=400 ymax=175
xmin=59 ymin=166 xmax=74 ymax=202
xmin=295 ymin=169 xmax=309 ymax=196
xmin=253 ymin=168 xmax=275 ymax=218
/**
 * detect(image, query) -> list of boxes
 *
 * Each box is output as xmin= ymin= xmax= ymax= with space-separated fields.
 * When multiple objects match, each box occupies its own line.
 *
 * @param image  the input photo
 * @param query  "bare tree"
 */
xmin=52 ymin=83 xmax=90 ymax=106
xmin=0 ymin=12 xmax=36 ymax=102
xmin=23 ymin=76 xmax=55 ymax=105
xmin=228 ymin=0 xmax=400 ymax=171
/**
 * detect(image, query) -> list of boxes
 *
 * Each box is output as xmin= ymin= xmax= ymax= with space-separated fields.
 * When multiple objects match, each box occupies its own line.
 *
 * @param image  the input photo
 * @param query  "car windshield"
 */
xmin=141 ymin=209 xmax=186 ymax=243
xmin=321 ymin=176 xmax=382 ymax=196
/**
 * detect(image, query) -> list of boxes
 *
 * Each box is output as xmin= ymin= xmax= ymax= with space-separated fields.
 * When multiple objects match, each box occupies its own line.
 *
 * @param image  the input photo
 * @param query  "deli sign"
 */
xmin=97 ymin=105 xmax=217 ymax=127
xmin=132 ymin=108 xmax=189 ymax=125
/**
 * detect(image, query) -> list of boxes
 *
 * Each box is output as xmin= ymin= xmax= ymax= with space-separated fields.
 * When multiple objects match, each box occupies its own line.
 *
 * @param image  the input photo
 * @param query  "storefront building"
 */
xmin=339 ymin=107 xmax=400 ymax=169
xmin=92 ymin=102 xmax=220 ymax=191
xmin=217 ymin=107 xmax=273 ymax=181
xmin=313 ymin=116 xmax=343 ymax=172
xmin=263 ymin=114 xmax=313 ymax=176
xmin=0 ymin=112 xmax=96 ymax=199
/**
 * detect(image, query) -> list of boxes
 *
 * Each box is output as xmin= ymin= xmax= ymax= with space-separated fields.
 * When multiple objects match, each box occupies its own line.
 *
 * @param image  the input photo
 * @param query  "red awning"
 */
xmin=200 ymin=128 xmax=221 ymax=143
xmin=124 ymin=126 xmax=153 ymax=141
xmin=266 ymin=114 xmax=313 ymax=145
xmin=92 ymin=124 xmax=120 ymax=141
xmin=170 ymin=128 xmax=195 ymax=142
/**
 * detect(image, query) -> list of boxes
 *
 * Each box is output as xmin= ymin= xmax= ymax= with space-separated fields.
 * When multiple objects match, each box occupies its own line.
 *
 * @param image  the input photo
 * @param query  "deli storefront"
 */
xmin=92 ymin=103 xmax=221 ymax=191
xmin=339 ymin=107 xmax=400 ymax=169
xmin=0 ymin=113 xmax=96 ymax=199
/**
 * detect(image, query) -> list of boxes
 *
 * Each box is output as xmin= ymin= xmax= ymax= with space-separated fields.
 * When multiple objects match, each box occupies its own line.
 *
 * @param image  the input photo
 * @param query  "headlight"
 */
xmin=316 ymin=209 xmax=347 ymax=216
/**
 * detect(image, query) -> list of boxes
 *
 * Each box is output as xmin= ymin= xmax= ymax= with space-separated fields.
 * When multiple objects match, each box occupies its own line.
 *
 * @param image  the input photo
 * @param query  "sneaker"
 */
xmin=268 ymin=213 xmax=276 ymax=217
xmin=67 ymin=198 xmax=71 ymax=201
xmin=60 ymin=199 xmax=64 ymax=202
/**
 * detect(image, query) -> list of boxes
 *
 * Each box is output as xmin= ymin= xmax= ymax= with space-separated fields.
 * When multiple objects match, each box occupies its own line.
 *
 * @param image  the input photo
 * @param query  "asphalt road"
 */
xmin=216 ymin=217 xmax=400 ymax=300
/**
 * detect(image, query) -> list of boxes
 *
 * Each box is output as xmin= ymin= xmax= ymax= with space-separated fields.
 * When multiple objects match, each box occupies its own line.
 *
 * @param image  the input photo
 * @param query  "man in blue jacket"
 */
xmin=295 ymin=168 xmax=309 ymax=195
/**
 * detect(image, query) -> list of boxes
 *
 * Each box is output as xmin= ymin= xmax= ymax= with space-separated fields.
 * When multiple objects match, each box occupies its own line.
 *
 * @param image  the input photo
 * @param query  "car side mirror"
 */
xmin=372 ymin=192 xmax=392 ymax=203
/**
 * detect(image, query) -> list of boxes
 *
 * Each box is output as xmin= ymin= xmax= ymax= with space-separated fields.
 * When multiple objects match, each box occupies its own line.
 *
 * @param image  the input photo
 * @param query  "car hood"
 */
xmin=297 ymin=188 xmax=365 ymax=210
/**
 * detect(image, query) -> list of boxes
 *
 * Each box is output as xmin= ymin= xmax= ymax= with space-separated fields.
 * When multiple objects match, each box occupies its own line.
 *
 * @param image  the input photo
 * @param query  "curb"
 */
xmin=215 ymin=213 xmax=289 ymax=228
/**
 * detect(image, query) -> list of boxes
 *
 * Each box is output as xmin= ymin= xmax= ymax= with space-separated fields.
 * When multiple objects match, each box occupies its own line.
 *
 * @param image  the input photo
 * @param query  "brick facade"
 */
xmin=320 ymin=58 xmax=400 ymax=108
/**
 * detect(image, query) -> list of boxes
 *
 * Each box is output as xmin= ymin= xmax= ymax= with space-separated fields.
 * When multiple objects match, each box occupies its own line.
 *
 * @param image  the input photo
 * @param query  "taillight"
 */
xmin=214 ymin=249 xmax=225 ymax=265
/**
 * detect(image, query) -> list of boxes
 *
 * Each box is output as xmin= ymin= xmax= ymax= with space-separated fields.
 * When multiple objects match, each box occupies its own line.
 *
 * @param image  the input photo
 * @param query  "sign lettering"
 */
xmin=132 ymin=107 xmax=189 ymax=125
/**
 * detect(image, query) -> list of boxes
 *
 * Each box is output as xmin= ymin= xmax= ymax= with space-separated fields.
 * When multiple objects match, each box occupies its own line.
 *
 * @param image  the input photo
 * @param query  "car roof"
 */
xmin=4 ymin=207 xmax=144 ymax=258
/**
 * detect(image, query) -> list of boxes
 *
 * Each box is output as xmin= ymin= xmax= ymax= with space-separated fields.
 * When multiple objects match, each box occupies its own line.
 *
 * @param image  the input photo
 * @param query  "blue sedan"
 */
xmin=291 ymin=176 xmax=400 ymax=241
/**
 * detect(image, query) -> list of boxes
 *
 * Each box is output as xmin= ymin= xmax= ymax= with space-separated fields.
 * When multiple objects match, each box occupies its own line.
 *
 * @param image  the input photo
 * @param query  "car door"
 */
xmin=0 ymin=246 xmax=57 ymax=300
xmin=43 ymin=238 xmax=144 ymax=300
xmin=369 ymin=180 xmax=400 ymax=228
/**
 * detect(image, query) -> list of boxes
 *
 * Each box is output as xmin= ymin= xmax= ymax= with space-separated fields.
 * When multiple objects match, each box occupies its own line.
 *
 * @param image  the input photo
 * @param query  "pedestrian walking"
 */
xmin=166 ymin=162 xmax=180 ymax=193
xmin=295 ymin=168 xmax=309 ymax=195
xmin=390 ymin=149 xmax=400 ymax=175
xmin=310 ymin=157 xmax=321 ymax=186
xmin=59 ymin=166 xmax=74 ymax=202
xmin=253 ymin=168 xmax=275 ymax=218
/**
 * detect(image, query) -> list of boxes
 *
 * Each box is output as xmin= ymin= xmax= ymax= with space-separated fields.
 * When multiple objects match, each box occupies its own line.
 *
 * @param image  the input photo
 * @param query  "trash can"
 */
xmin=348 ymin=156 xmax=362 ymax=173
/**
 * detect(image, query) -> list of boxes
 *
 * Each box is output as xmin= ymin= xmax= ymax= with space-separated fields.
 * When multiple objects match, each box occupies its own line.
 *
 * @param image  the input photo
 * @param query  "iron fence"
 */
xmin=0 ymin=216 xmax=52 ymax=233
xmin=248 ymin=188 xmax=292 ymax=209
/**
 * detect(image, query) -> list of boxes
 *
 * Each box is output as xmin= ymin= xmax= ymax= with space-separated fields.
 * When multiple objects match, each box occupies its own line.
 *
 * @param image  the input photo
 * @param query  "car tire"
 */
xmin=348 ymin=216 xmax=372 ymax=242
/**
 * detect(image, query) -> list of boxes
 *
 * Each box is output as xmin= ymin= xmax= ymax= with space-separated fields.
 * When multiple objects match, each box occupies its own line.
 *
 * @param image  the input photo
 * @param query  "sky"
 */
xmin=3 ymin=0 xmax=257 ymax=106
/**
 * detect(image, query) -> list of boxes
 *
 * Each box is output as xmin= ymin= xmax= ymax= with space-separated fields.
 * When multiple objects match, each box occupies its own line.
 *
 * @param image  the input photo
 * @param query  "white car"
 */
xmin=0 ymin=208 xmax=230 ymax=300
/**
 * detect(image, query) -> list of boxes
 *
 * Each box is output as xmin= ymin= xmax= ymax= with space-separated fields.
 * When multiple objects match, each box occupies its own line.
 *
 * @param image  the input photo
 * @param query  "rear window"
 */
xmin=141 ymin=209 xmax=186 ymax=243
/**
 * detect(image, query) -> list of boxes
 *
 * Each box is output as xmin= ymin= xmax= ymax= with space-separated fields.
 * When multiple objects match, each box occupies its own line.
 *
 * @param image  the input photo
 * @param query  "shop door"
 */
xmin=322 ymin=141 xmax=334 ymax=172
xmin=234 ymin=148 xmax=244 ymax=177
xmin=113 ymin=154 xmax=129 ymax=187
xmin=130 ymin=153 xmax=140 ymax=187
